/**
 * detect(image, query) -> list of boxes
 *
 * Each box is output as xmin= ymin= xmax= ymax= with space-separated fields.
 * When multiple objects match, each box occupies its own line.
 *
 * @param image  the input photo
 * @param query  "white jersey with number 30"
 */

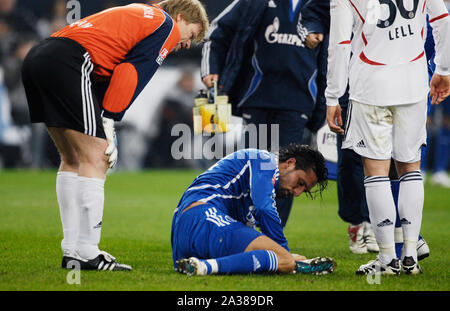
xmin=326 ymin=0 xmax=450 ymax=107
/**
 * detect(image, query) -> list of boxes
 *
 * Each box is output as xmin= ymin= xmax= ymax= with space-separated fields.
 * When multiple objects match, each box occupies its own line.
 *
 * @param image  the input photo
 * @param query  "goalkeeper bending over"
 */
xmin=171 ymin=144 xmax=336 ymax=275
xmin=22 ymin=0 xmax=208 ymax=271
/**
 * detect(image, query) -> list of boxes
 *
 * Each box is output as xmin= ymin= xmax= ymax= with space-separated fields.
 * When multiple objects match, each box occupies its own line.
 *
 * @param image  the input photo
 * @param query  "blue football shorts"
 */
xmin=171 ymin=203 xmax=263 ymax=266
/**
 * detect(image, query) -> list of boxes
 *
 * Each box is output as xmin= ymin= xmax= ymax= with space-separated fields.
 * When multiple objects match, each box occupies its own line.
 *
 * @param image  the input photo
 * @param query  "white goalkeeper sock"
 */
xmin=56 ymin=171 xmax=79 ymax=255
xmin=398 ymin=171 xmax=424 ymax=261
xmin=76 ymin=176 xmax=105 ymax=260
xmin=364 ymin=176 xmax=397 ymax=264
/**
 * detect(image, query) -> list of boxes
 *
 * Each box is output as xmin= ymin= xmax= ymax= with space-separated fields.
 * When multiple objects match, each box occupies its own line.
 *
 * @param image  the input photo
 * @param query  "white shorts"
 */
xmin=342 ymin=100 xmax=427 ymax=163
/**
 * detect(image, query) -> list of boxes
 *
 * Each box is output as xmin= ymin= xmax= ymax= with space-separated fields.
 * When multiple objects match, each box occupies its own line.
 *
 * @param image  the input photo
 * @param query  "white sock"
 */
xmin=398 ymin=171 xmax=424 ymax=261
xmin=56 ymin=171 xmax=79 ymax=255
xmin=76 ymin=176 xmax=105 ymax=260
xmin=364 ymin=176 xmax=397 ymax=263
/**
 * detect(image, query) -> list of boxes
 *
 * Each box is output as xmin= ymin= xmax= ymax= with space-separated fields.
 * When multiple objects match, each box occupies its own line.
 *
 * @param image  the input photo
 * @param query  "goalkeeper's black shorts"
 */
xmin=22 ymin=37 xmax=106 ymax=139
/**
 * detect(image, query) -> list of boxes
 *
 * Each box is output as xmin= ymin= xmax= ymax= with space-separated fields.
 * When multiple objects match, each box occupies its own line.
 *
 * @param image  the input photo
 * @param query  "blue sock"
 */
xmin=434 ymin=127 xmax=449 ymax=173
xmin=420 ymin=143 xmax=429 ymax=172
xmin=206 ymin=250 xmax=278 ymax=275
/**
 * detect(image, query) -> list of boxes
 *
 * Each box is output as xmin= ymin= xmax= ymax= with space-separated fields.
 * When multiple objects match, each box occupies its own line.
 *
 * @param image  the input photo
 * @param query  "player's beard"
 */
xmin=276 ymin=187 xmax=292 ymax=198
xmin=276 ymin=173 xmax=294 ymax=198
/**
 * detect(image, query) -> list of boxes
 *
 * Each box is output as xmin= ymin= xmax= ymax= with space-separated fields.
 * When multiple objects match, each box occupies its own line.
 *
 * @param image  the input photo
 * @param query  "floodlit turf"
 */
xmin=0 ymin=169 xmax=449 ymax=291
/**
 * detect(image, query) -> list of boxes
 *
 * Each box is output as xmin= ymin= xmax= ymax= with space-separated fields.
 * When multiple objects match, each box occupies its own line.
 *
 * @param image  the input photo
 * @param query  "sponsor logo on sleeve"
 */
xmin=156 ymin=48 xmax=169 ymax=65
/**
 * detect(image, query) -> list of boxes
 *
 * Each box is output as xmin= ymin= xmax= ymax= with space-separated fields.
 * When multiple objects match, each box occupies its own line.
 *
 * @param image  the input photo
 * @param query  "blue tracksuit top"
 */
xmin=201 ymin=0 xmax=327 ymax=119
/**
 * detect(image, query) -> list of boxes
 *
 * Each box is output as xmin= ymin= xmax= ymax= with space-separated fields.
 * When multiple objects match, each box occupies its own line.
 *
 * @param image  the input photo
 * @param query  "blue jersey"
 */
xmin=174 ymin=149 xmax=289 ymax=250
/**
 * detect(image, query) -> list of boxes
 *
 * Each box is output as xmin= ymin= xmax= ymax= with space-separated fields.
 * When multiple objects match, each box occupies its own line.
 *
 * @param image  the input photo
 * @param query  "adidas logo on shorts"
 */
xmin=356 ymin=140 xmax=366 ymax=148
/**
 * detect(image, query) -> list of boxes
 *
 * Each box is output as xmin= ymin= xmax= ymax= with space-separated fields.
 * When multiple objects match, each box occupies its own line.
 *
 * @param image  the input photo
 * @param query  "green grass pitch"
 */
xmin=0 ymin=169 xmax=448 ymax=291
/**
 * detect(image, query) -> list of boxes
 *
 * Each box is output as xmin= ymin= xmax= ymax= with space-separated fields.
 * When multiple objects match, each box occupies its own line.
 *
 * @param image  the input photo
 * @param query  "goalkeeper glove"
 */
xmin=102 ymin=117 xmax=118 ymax=169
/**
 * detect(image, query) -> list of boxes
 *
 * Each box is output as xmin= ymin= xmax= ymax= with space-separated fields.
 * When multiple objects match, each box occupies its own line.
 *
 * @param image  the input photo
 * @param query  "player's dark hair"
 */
xmin=278 ymin=143 xmax=328 ymax=199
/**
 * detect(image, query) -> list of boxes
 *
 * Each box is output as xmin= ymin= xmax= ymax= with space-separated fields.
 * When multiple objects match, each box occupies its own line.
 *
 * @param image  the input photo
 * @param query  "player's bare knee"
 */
xmin=79 ymin=151 xmax=108 ymax=171
xmin=395 ymin=161 xmax=420 ymax=177
xmin=60 ymin=156 xmax=79 ymax=171
xmin=58 ymin=149 xmax=80 ymax=171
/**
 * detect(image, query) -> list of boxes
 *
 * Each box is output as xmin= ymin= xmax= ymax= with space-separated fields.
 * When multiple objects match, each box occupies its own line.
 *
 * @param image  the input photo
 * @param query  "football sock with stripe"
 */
xmin=56 ymin=171 xmax=79 ymax=255
xmin=393 ymin=180 xmax=425 ymax=258
xmin=364 ymin=176 xmax=397 ymax=264
xmin=76 ymin=176 xmax=105 ymax=260
xmin=398 ymin=171 xmax=424 ymax=261
xmin=202 ymin=250 xmax=278 ymax=274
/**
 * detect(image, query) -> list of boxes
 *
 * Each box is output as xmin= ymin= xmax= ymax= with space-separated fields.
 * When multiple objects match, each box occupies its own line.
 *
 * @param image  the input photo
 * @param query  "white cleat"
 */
xmin=417 ymin=237 xmax=430 ymax=261
xmin=348 ymin=223 xmax=368 ymax=254
xmin=430 ymin=172 xmax=450 ymax=188
xmin=176 ymin=257 xmax=208 ymax=276
xmin=363 ymin=222 xmax=379 ymax=253
xmin=356 ymin=257 xmax=400 ymax=275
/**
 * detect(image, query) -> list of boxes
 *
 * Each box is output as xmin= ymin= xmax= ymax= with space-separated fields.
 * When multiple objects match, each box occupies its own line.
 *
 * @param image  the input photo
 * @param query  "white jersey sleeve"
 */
xmin=427 ymin=0 xmax=450 ymax=75
xmin=325 ymin=0 xmax=354 ymax=107
xmin=326 ymin=0 xmax=450 ymax=107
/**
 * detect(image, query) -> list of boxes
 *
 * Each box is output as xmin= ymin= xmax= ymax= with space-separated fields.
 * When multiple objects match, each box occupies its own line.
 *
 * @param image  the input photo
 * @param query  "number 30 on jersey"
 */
xmin=366 ymin=0 xmax=420 ymax=28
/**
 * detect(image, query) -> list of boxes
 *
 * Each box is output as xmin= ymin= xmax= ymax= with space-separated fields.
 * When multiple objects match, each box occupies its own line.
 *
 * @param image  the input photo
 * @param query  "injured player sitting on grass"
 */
xmin=170 ymin=143 xmax=336 ymax=275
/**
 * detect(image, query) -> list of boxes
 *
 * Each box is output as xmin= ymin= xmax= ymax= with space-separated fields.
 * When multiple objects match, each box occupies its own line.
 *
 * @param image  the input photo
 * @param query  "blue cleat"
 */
xmin=295 ymin=257 xmax=336 ymax=275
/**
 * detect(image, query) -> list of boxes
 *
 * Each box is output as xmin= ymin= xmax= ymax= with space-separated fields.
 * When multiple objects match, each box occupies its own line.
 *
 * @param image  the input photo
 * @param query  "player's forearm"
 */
xmin=431 ymin=22 xmax=450 ymax=75
xmin=325 ymin=0 xmax=353 ymax=107
xmin=257 ymin=216 xmax=289 ymax=252
xmin=101 ymin=63 xmax=138 ymax=121
xmin=428 ymin=1 xmax=450 ymax=76
xmin=325 ymin=53 xmax=350 ymax=107
xmin=201 ymin=41 xmax=226 ymax=78
xmin=200 ymin=0 xmax=244 ymax=78
xmin=315 ymin=35 xmax=329 ymax=113
xmin=301 ymin=0 xmax=331 ymax=34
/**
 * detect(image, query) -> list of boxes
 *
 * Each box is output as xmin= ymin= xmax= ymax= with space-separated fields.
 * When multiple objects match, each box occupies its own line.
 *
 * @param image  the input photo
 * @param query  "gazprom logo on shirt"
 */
xmin=156 ymin=48 xmax=169 ymax=65
xmin=265 ymin=17 xmax=305 ymax=47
